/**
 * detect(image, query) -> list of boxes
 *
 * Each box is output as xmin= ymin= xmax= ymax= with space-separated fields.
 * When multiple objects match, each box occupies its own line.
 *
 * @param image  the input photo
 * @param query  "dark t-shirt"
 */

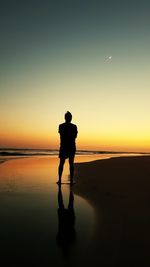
xmin=58 ymin=123 xmax=78 ymax=158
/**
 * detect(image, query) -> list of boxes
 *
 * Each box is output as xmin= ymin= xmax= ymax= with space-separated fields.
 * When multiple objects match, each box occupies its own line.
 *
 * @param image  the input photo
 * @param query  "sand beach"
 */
xmin=74 ymin=156 xmax=150 ymax=266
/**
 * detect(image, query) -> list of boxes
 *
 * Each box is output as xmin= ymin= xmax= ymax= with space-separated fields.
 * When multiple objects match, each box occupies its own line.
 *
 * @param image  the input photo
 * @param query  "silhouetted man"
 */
xmin=57 ymin=111 xmax=78 ymax=185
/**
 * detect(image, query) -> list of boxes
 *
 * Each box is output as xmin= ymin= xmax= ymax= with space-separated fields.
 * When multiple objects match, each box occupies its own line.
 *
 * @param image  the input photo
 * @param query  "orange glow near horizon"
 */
xmin=1 ymin=128 xmax=150 ymax=152
xmin=1 ymin=55 xmax=150 ymax=153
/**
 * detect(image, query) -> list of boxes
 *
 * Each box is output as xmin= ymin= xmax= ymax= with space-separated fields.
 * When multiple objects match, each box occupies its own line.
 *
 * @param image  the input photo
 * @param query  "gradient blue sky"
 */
xmin=1 ymin=0 xmax=150 ymax=151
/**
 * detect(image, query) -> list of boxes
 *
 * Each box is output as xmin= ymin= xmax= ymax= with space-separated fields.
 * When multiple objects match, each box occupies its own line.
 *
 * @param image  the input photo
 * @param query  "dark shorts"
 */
xmin=59 ymin=146 xmax=76 ymax=159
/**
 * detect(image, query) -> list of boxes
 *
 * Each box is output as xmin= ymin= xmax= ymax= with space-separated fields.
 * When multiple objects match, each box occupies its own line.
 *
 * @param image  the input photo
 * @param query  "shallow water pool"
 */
xmin=0 ymin=156 xmax=96 ymax=266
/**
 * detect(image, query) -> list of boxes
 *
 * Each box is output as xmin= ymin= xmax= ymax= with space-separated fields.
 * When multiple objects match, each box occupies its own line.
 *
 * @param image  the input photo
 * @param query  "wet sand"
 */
xmin=74 ymin=156 xmax=150 ymax=266
xmin=1 ymin=155 xmax=150 ymax=266
xmin=0 ymin=156 xmax=95 ymax=267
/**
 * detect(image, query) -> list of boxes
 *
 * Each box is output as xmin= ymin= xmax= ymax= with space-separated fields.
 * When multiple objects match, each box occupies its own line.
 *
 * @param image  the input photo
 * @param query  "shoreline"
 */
xmin=0 ymin=152 xmax=146 ymax=163
xmin=74 ymin=156 xmax=150 ymax=266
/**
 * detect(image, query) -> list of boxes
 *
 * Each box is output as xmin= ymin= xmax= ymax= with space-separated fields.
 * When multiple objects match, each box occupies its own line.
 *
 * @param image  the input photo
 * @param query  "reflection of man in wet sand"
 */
xmin=56 ymin=185 xmax=76 ymax=257
xmin=57 ymin=111 xmax=78 ymax=185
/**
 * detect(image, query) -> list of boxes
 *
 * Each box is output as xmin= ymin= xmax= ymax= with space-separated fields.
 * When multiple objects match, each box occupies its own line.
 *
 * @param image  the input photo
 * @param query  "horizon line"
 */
xmin=0 ymin=147 xmax=149 ymax=154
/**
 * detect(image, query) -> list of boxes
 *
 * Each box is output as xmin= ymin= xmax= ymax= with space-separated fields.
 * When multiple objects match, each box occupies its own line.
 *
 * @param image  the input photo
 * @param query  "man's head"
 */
xmin=65 ymin=111 xmax=72 ymax=123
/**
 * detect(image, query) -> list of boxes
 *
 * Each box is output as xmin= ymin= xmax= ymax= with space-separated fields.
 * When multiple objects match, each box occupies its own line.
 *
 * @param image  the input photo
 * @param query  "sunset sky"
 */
xmin=1 ymin=0 xmax=150 ymax=152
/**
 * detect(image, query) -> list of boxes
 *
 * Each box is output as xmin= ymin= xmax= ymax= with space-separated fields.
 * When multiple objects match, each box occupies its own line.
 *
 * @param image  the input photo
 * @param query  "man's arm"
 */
xmin=58 ymin=124 xmax=61 ymax=134
xmin=74 ymin=125 xmax=78 ymax=138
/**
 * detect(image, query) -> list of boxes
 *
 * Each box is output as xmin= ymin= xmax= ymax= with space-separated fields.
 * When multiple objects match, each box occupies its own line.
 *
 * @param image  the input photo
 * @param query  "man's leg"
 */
xmin=58 ymin=157 xmax=65 ymax=184
xmin=69 ymin=156 xmax=74 ymax=183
